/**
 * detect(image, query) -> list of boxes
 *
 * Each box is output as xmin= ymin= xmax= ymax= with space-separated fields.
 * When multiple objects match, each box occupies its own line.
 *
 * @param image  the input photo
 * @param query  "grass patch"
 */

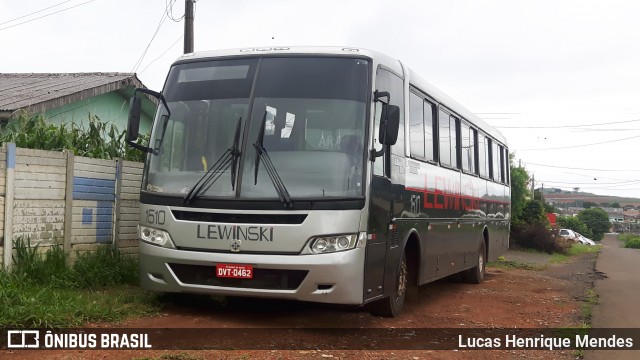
xmin=567 ymin=243 xmax=601 ymax=255
xmin=0 ymin=238 xmax=159 ymax=328
xmin=581 ymin=288 xmax=599 ymax=326
xmin=619 ymin=233 xmax=640 ymax=249
xmin=487 ymin=258 xmax=545 ymax=271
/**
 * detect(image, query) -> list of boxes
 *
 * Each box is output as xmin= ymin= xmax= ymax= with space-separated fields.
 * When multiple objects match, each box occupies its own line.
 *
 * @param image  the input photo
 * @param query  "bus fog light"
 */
xmin=306 ymin=234 xmax=358 ymax=254
xmin=139 ymin=225 xmax=175 ymax=249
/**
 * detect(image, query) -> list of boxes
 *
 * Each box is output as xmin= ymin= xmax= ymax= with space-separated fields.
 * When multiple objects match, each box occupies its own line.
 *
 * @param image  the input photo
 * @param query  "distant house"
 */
xmin=0 ymin=73 xmax=156 ymax=134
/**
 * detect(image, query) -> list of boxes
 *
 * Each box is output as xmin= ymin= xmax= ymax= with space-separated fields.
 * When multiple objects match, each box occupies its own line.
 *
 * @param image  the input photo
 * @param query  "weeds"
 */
xmin=619 ymin=233 xmax=640 ymax=249
xmin=1 ymin=237 xmax=158 ymax=328
xmin=0 ymin=112 xmax=149 ymax=162
xmin=487 ymin=259 xmax=545 ymax=271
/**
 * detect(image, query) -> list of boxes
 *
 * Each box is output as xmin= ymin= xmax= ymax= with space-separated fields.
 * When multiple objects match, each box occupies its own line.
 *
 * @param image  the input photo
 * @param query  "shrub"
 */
xmin=620 ymin=234 xmax=640 ymax=249
xmin=520 ymin=200 xmax=548 ymax=226
xmin=511 ymin=223 xmax=571 ymax=254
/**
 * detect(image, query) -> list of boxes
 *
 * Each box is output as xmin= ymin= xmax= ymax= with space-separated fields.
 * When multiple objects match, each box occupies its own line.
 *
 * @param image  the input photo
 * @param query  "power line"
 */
xmin=540 ymin=179 xmax=640 ymax=186
xmin=496 ymin=118 xmax=640 ymax=129
xmin=517 ymin=134 xmax=640 ymax=151
xmin=166 ymin=0 xmax=184 ymax=22
xmin=0 ymin=0 xmax=73 ymax=26
xmin=525 ymin=162 xmax=640 ymax=172
xmin=139 ymin=35 xmax=184 ymax=74
xmin=0 ymin=0 xmax=97 ymax=31
xmin=131 ymin=7 xmax=169 ymax=73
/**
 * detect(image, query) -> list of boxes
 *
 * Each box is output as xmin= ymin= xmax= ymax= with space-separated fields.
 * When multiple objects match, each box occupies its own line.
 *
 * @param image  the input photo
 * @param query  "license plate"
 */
xmin=216 ymin=263 xmax=253 ymax=279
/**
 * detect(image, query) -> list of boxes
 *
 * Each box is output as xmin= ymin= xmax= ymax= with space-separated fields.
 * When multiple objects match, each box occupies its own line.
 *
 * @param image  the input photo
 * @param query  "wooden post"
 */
xmin=113 ymin=158 xmax=123 ymax=249
xmin=63 ymin=150 xmax=74 ymax=262
xmin=184 ymin=0 xmax=194 ymax=53
xmin=3 ymin=143 xmax=15 ymax=270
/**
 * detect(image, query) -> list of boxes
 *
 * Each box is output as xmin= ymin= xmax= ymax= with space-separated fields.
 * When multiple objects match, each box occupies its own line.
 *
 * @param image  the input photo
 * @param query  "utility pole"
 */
xmin=184 ymin=0 xmax=195 ymax=54
xmin=531 ymin=174 xmax=535 ymax=197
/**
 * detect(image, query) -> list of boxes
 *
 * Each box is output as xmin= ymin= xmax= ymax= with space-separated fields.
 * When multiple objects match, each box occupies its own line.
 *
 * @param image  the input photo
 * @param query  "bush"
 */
xmin=520 ymin=200 xmax=548 ymax=226
xmin=620 ymin=234 xmax=640 ymax=249
xmin=511 ymin=223 xmax=572 ymax=254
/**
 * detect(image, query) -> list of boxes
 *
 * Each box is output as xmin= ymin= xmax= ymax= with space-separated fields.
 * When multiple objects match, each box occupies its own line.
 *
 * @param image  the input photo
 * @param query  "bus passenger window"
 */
xmin=409 ymin=92 xmax=425 ymax=159
xmin=424 ymin=101 xmax=435 ymax=161
xmin=461 ymin=123 xmax=474 ymax=173
xmin=439 ymin=109 xmax=451 ymax=166
xmin=477 ymin=134 xmax=487 ymax=178
xmin=450 ymin=115 xmax=459 ymax=169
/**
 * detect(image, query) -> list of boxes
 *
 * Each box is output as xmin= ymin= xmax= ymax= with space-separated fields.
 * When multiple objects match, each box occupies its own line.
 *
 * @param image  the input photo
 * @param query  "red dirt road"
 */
xmin=4 ymin=250 xmax=598 ymax=360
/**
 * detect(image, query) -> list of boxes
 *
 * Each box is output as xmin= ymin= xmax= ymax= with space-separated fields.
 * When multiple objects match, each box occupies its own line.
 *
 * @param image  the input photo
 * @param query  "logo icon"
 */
xmin=7 ymin=330 xmax=40 ymax=348
xmin=230 ymin=240 xmax=241 ymax=252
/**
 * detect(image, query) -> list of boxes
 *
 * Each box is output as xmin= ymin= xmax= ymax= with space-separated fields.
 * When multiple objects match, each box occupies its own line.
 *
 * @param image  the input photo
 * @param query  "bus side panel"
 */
xmin=486 ymin=181 xmax=510 ymax=261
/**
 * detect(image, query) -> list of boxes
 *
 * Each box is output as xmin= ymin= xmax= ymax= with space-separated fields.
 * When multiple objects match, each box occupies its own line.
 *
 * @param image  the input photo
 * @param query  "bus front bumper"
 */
xmin=139 ymin=241 xmax=366 ymax=305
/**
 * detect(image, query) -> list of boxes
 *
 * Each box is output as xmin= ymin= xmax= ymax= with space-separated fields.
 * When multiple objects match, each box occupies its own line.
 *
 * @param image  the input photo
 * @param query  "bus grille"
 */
xmin=168 ymin=263 xmax=308 ymax=290
xmin=172 ymin=210 xmax=307 ymax=224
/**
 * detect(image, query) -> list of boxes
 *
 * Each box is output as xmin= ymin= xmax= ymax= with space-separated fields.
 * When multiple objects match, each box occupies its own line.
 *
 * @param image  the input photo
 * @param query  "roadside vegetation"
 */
xmin=0 ymin=238 xmax=159 ymax=328
xmin=509 ymin=155 xmax=609 ymax=254
xmin=618 ymin=233 xmax=640 ymax=249
xmin=0 ymin=111 xmax=149 ymax=161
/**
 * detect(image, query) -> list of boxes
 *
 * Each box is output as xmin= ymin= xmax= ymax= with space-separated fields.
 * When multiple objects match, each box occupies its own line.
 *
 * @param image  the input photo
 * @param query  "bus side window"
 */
xmin=438 ymin=108 xmax=451 ymax=166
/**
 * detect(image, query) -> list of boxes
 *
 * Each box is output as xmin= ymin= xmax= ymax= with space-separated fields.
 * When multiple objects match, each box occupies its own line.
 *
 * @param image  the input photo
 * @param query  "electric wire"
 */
xmin=0 ymin=0 xmax=97 ymax=31
xmin=0 ymin=0 xmax=73 ymax=26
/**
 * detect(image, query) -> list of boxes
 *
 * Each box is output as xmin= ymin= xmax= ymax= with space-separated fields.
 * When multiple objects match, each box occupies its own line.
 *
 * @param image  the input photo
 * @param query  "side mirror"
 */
xmin=127 ymin=96 xmax=142 ymax=142
xmin=379 ymin=104 xmax=400 ymax=146
xmin=126 ymin=87 xmax=171 ymax=154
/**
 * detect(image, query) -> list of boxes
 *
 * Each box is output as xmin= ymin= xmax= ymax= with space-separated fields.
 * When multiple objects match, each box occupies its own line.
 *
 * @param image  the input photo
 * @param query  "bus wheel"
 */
xmin=370 ymin=252 xmax=407 ymax=317
xmin=464 ymin=242 xmax=486 ymax=284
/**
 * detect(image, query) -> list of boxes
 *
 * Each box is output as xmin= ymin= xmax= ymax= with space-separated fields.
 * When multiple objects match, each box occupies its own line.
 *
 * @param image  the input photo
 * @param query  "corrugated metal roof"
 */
xmin=0 ymin=72 xmax=146 ymax=114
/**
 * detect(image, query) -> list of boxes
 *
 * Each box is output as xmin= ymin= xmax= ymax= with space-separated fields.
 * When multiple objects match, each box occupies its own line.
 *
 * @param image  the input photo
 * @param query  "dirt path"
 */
xmin=4 ymin=249 xmax=600 ymax=360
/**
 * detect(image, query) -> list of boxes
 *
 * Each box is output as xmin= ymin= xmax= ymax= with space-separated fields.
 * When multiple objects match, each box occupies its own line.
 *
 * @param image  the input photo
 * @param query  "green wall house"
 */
xmin=0 ymin=73 xmax=156 ymax=134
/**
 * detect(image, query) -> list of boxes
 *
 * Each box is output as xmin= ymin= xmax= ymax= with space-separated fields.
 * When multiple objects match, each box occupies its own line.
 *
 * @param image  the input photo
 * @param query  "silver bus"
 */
xmin=126 ymin=46 xmax=510 ymax=317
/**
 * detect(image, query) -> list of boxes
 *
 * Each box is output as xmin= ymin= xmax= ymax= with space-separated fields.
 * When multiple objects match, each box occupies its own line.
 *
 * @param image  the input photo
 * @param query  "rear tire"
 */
xmin=370 ymin=252 xmax=407 ymax=317
xmin=464 ymin=242 xmax=486 ymax=284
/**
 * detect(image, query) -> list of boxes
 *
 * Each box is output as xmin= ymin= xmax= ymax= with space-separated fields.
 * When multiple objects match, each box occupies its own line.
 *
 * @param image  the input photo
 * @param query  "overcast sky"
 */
xmin=2 ymin=0 xmax=640 ymax=199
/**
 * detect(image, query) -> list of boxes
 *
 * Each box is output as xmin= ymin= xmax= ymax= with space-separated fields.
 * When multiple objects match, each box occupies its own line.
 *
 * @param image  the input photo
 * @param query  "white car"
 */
xmin=574 ymin=232 xmax=597 ymax=246
xmin=559 ymin=228 xmax=579 ymax=242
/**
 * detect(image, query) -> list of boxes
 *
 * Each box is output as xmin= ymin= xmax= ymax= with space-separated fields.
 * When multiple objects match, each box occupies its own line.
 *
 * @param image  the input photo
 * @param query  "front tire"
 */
xmin=370 ymin=252 xmax=408 ymax=317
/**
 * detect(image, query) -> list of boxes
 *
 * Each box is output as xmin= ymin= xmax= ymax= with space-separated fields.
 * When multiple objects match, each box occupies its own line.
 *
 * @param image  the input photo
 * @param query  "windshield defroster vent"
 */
xmin=172 ymin=210 xmax=307 ymax=224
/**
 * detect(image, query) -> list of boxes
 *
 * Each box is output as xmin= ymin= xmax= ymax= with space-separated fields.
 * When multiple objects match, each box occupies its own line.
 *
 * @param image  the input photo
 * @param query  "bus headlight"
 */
xmin=303 ymin=233 xmax=364 ymax=254
xmin=138 ymin=225 xmax=175 ymax=249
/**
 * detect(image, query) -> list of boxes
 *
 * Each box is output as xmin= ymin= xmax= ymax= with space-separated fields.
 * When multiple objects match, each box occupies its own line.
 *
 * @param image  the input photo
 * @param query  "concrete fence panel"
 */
xmin=71 ymin=156 xmax=117 ymax=246
xmin=13 ymin=148 xmax=66 ymax=244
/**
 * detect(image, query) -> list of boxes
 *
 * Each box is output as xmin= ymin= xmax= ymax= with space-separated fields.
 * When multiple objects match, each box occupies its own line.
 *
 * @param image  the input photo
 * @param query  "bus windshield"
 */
xmin=144 ymin=56 xmax=370 ymax=200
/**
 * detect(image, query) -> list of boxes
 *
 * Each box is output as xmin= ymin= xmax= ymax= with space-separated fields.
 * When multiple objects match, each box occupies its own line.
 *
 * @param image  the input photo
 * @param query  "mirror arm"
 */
xmin=374 ymin=90 xmax=390 ymax=104
xmin=133 ymin=88 xmax=171 ymax=117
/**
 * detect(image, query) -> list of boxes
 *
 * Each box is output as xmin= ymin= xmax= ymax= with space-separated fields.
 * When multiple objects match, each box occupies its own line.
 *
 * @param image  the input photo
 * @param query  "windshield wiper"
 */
xmin=253 ymin=110 xmax=293 ymax=208
xmin=183 ymin=117 xmax=242 ymax=204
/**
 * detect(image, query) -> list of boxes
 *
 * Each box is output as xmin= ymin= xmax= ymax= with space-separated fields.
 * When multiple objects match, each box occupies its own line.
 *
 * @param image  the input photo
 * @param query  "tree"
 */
xmin=510 ymin=161 xmax=530 ymax=225
xmin=577 ymin=208 xmax=611 ymax=241
xmin=521 ymin=200 xmax=548 ymax=225
xmin=583 ymin=201 xmax=597 ymax=209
